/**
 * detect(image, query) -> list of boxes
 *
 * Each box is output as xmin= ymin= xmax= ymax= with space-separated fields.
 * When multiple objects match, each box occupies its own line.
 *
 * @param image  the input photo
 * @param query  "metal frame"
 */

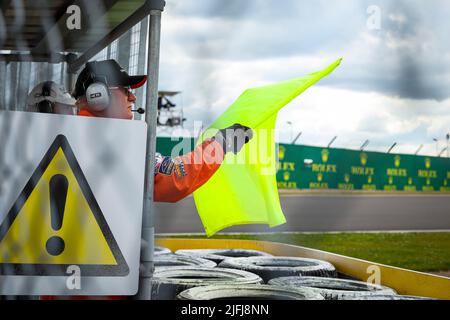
xmin=0 ymin=0 xmax=166 ymax=299
xmin=136 ymin=9 xmax=162 ymax=299
xmin=0 ymin=53 xmax=75 ymax=63
xmin=67 ymin=0 xmax=165 ymax=73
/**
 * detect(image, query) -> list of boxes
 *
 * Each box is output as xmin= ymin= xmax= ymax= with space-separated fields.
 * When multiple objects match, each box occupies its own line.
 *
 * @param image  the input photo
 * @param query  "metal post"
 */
xmin=67 ymin=71 xmax=78 ymax=93
xmin=0 ymin=61 xmax=7 ymax=110
xmin=11 ymin=62 xmax=19 ymax=110
xmin=16 ymin=61 xmax=31 ymax=111
xmin=286 ymin=121 xmax=293 ymax=143
xmin=60 ymin=62 xmax=67 ymax=87
xmin=447 ymin=134 xmax=449 ymax=158
xmin=433 ymin=138 xmax=438 ymax=156
xmin=117 ymin=30 xmax=132 ymax=71
xmin=4 ymin=62 xmax=11 ymax=110
xmin=327 ymin=136 xmax=337 ymax=148
xmin=387 ymin=142 xmax=397 ymax=154
xmin=292 ymin=131 xmax=302 ymax=145
xmin=64 ymin=54 xmax=79 ymax=92
xmin=360 ymin=139 xmax=369 ymax=151
xmin=137 ymin=3 xmax=164 ymax=300
xmin=9 ymin=62 xmax=18 ymax=110
xmin=135 ymin=16 xmax=149 ymax=121
xmin=415 ymin=144 xmax=423 ymax=155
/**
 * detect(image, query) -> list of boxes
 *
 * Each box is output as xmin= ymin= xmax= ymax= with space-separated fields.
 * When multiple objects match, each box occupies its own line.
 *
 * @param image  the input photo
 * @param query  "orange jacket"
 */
xmin=78 ymin=109 xmax=224 ymax=202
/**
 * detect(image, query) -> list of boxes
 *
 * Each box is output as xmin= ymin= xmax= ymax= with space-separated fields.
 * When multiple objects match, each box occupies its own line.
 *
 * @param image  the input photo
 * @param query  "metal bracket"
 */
xmin=146 ymin=0 xmax=166 ymax=11
xmin=67 ymin=1 xmax=166 ymax=73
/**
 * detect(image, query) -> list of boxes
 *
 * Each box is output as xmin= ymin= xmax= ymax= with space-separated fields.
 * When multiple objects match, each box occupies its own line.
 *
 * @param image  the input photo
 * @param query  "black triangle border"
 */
xmin=0 ymin=134 xmax=130 ymax=276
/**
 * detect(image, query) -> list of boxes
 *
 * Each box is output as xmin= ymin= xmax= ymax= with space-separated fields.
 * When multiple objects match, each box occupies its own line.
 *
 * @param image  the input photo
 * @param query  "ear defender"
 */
xmin=84 ymin=62 xmax=111 ymax=112
xmin=37 ymin=81 xmax=54 ymax=113
xmin=85 ymin=81 xmax=110 ymax=111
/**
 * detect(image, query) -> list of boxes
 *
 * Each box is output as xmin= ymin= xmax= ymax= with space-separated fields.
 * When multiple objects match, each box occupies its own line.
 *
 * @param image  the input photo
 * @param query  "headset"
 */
xmin=83 ymin=62 xmax=146 ymax=115
xmin=84 ymin=62 xmax=111 ymax=112
xmin=37 ymin=81 xmax=55 ymax=113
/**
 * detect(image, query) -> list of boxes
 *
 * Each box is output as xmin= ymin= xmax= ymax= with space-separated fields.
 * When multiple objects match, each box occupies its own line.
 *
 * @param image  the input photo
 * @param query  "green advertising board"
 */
xmin=276 ymin=144 xmax=450 ymax=192
xmin=156 ymin=136 xmax=196 ymax=158
xmin=155 ymin=137 xmax=450 ymax=192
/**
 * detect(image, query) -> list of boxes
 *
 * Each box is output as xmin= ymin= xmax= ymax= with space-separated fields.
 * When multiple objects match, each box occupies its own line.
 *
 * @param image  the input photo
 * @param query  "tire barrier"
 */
xmin=268 ymin=276 xmax=396 ymax=300
xmin=219 ymin=256 xmax=337 ymax=282
xmin=175 ymin=248 xmax=272 ymax=263
xmin=154 ymin=246 xmax=172 ymax=256
xmin=343 ymin=295 xmax=437 ymax=300
xmin=150 ymin=267 xmax=263 ymax=300
xmin=154 ymin=254 xmax=217 ymax=269
xmin=177 ymin=284 xmax=325 ymax=300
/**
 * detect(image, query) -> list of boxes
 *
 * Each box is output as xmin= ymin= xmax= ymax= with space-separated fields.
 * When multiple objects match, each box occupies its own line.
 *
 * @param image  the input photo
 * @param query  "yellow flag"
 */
xmin=194 ymin=59 xmax=342 ymax=236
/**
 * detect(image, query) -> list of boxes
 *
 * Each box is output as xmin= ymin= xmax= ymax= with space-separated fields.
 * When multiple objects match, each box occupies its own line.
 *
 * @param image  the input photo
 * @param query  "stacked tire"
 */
xmin=150 ymin=267 xmax=263 ymax=300
xmin=154 ymin=254 xmax=217 ymax=269
xmin=175 ymin=248 xmax=272 ymax=264
xmin=177 ymin=284 xmax=325 ymax=300
xmin=152 ymin=247 xmax=420 ymax=300
xmin=268 ymin=276 xmax=396 ymax=300
xmin=343 ymin=295 xmax=436 ymax=300
xmin=218 ymin=256 xmax=337 ymax=282
xmin=165 ymin=249 xmax=341 ymax=300
xmin=154 ymin=246 xmax=172 ymax=256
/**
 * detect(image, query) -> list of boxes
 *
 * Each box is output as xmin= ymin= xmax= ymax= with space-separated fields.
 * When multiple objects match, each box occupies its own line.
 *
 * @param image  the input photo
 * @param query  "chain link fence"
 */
xmin=0 ymin=18 xmax=149 ymax=114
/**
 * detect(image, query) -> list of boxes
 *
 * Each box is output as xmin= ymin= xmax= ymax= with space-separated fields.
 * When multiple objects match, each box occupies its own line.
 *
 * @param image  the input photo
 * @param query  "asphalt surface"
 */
xmin=154 ymin=194 xmax=450 ymax=233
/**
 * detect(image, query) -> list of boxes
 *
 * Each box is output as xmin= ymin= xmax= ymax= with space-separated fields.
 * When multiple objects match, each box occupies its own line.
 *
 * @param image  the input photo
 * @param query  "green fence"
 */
xmin=156 ymin=137 xmax=450 ymax=192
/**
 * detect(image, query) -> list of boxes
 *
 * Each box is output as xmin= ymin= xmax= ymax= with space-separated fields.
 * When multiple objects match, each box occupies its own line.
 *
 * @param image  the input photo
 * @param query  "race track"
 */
xmin=154 ymin=194 xmax=450 ymax=234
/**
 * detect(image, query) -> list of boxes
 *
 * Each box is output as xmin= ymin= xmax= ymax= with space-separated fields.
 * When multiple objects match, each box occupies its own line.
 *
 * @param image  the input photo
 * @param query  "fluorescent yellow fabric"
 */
xmin=194 ymin=59 xmax=342 ymax=236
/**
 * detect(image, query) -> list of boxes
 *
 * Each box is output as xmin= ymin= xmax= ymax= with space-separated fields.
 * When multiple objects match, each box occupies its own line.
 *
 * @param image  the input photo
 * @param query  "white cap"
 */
xmin=26 ymin=81 xmax=76 ymax=112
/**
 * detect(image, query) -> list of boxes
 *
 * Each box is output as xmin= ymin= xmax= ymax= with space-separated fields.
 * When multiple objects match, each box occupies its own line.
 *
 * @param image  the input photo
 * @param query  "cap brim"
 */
xmin=128 ymin=75 xmax=148 ymax=89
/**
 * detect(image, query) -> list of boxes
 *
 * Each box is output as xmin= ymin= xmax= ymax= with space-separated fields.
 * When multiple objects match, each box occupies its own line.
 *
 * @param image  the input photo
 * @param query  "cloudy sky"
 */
xmin=157 ymin=0 xmax=450 ymax=156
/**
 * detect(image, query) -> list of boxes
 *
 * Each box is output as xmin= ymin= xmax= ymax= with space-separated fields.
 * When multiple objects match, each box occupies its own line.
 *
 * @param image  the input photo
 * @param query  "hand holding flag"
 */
xmin=214 ymin=124 xmax=254 ymax=154
xmin=194 ymin=59 xmax=342 ymax=236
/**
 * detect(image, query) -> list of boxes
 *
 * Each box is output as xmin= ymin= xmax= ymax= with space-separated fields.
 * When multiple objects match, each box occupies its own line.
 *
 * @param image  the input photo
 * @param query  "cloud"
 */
xmin=162 ymin=0 xmax=450 ymax=100
xmin=276 ymin=86 xmax=450 ymax=156
xmin=158 ymin=0 xmax=450 ymax=155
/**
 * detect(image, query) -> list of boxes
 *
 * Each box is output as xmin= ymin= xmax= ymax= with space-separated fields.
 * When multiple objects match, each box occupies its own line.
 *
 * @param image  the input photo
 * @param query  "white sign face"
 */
xmin=0 ymin=111 xmax=147 ymax=295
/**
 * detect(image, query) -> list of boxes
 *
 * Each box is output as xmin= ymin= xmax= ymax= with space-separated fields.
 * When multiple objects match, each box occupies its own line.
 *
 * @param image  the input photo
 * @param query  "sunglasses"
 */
xmin=109 ymin=86 xmax=135 ymax=97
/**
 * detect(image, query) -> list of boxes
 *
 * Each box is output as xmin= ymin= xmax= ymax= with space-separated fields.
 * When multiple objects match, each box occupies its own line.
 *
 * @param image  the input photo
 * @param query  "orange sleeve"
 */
xmin=154 ymin=138 xmax=224 ymax=203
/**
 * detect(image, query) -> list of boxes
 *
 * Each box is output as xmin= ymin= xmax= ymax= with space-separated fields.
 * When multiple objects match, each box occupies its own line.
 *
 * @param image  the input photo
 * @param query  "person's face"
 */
xmin=101 ymin=86 xmax=137 ymax=120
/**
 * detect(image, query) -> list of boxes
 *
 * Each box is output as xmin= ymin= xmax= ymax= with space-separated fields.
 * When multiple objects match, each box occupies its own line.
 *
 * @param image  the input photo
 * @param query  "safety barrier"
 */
xmin=156 ymin=238 xmax=450 ymax=300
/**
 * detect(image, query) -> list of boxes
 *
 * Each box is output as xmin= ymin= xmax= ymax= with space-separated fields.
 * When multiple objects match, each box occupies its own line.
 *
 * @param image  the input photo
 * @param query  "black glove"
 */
xmin=214 ymin=123 xmax=254 ymax=154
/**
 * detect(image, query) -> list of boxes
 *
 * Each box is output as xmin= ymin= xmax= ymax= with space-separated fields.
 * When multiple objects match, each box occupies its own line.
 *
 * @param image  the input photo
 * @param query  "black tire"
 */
xmin=154 ymin=254 xmax=216 ymax=269
xmin=150 ymin=267 xmax=263 ymax=300
xmin=219 ymin=256 xmax=337 ymax=282
xmin=268 ymin=276 xmax=396 ymax=300
xmin=343 ymin=295 xmax=437 ymax=300
xmin=177 ymin=284 xmax=325 ymax=300
xmin=175 ymin=248 xmax=272 ymax=263
xmin=154 ymin=246 xmax=172 ymax=256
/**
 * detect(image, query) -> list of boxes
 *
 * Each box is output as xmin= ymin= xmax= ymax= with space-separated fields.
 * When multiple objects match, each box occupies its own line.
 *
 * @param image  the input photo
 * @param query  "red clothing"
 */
xmin=79 ymin=109 xmax=224 ymax=202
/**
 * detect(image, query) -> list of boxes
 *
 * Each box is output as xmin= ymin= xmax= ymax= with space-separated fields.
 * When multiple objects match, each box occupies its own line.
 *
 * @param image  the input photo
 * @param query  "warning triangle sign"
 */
xmin=0 ymin=135 xmax=129 ymax=276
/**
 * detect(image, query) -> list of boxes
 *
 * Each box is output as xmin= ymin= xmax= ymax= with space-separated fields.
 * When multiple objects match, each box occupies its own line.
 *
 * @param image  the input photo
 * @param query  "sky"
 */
xmin=157 ymin=0 xmax=450 ymax=157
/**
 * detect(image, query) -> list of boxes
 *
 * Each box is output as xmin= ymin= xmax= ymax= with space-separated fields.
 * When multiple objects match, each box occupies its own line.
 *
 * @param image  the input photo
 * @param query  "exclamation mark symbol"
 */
xmin=46 ymin=174 xmax=68 ymax=256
